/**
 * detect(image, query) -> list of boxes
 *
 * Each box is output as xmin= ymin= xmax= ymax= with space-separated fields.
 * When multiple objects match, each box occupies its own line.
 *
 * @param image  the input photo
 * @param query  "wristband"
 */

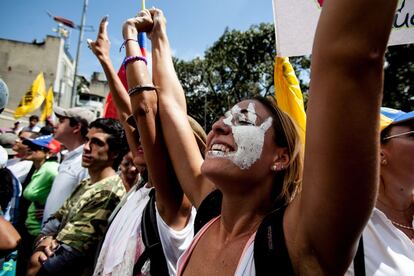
xmin=33 ymin=235 xmax=50 ymax=249
xmin=119 ymin=39 xmax=138 ymax=52
xmin=123 ymin=55 xmax=147 ymax=70
xmin=128 ymin=84 xmax=157 ymax=96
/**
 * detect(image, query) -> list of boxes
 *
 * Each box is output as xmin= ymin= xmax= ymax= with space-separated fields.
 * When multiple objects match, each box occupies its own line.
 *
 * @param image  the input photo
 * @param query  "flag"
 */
xmin=47 ymin=11 xmax=77 ymax=29
xmin=53 ymin=15 xmax=77 ymax=29
xmin=15 ymin=72 xmax=46 ymax=119
xmin=103 ymin=66 xmax=128 ymax=119
xmin=139 ymin=0 xmax=147 ymax=56
xmin=103 ymin=0 xmax=147 ymax=118
xmin=41 ymin=86 xmax=54 ymax=121
xmin=274 ymin=57 xmax=306 ymax=145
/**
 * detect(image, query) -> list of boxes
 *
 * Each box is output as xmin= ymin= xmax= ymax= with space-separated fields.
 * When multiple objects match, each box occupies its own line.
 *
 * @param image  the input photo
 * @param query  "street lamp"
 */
xmin=70 ymin=0 xmax=89 ymax=107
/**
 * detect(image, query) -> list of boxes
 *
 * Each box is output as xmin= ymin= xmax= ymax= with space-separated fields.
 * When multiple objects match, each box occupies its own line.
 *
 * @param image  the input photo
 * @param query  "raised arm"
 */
xmin=285 ymin=0 xmax=399 ymax=274
xmin=88 ymin=17 xmax=140 ymax=163
xmin=149 ymin=9 xmax=215 ymax=208
xmin=122 ymin=10 xmax=192 ymax=228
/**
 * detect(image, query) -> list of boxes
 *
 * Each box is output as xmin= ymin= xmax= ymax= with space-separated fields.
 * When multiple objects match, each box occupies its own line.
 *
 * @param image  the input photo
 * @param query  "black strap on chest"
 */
xmin=194 ymin=189 xmax=222 ymax=234
xmin=353 ymin=236 xmax=366 ymax=276
xmin=254 ymin=206 xmax=295 ymax=275
xmin=133 ymin=189 xmax=169 ymax=276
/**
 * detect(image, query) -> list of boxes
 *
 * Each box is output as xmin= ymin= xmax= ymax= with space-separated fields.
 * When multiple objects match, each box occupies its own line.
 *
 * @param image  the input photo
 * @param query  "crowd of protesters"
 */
xmin=0 ymin=0 xmax=413 ymax=275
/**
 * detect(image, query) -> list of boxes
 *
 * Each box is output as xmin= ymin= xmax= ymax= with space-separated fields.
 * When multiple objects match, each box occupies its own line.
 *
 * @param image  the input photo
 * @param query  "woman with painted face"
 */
xmin=142 ymin=0 xmax=398 ymax=273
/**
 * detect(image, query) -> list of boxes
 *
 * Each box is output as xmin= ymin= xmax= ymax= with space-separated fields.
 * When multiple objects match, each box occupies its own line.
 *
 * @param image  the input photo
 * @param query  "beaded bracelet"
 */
xmin=119 ymin=39 xmax=138 ymax=52
xmin=33 ymin=235 xmax=50 ymax=249
xmin=128 ymin=84 xmax=157 ymax=96
xmin=123 ymin=55 xmax=148 ymax=70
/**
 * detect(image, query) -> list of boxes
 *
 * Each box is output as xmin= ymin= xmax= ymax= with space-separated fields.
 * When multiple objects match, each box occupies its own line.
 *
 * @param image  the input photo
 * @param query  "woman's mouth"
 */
xmin=207 ymin=143 xmax=234 ymax=157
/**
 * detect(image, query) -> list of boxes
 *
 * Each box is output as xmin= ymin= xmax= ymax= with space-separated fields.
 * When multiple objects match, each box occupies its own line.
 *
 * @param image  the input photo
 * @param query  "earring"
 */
xmin=381 ymin=159 xmax=387 ymax=165
xmin=271 ymin=165 xmax=278 ymax=171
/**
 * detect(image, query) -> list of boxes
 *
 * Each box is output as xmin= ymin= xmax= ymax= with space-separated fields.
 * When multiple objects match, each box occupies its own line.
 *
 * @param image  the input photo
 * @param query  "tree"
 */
xmin=383 ymin=44 xmax=414 ymax=111
xmin=174 ymin=23 xmax=310 ymax=131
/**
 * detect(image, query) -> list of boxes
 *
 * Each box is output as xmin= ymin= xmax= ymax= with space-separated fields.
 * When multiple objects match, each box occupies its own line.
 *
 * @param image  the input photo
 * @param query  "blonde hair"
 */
xmin=253 ymin=96 xmax=303 ymax=206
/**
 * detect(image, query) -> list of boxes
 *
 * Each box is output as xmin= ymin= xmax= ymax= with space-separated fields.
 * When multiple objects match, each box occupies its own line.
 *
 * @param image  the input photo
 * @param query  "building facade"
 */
xmin=0 ymin=35 xmax=109 ymax=129
xmin=0 ymin=35 xmax=74 ymax=127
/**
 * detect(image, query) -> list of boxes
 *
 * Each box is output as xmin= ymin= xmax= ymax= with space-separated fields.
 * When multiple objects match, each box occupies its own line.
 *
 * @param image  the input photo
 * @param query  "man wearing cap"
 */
xmin=346 ymin=107 xmax=414 ymax=275
xmin=42 ymin=106 xmax=96 ymax=224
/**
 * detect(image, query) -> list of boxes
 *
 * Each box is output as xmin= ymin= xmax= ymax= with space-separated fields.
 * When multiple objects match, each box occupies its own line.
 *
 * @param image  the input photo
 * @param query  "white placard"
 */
xmin=273 ymin=0 xmax=414 ymax=57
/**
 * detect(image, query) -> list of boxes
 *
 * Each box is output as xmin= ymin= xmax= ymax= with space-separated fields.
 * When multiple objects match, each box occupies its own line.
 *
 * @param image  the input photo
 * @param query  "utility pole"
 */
xmin=70 ymin=0 xmax=89 ymax=107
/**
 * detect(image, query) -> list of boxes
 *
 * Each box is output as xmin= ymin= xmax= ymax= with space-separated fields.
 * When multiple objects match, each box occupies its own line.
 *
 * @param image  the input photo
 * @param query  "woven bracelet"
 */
xmin=123 ymin=55 xmax=147 ymax=70
xmin=33 ymin=235 xmax=50 ymax=250
xmin=119 ymin=39 xmax=138 ymax=52
xmin=128 ymin=84 xmax=157 ymax=96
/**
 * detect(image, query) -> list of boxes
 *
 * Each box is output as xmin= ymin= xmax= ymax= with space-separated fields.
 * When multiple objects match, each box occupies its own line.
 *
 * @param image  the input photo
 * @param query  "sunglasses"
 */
xmin=382 ymin=130 xmax=414 ymax=141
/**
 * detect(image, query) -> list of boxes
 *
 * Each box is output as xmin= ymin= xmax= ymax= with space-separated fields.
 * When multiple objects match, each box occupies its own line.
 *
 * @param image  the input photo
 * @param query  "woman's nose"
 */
xmin=211 ymin=116 xmax=231 ymax=135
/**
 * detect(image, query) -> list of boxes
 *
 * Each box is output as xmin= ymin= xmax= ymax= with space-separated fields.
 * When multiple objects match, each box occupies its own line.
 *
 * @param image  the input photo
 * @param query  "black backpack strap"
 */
xmin=254 ymin=206 xmax=295 ymax=276
xmin=253 ymin=206 xmax=366 ymax=276
xmin=194 ymin=189 xmax=222 ymax=234
xmin=133 ymin=189 xmax=169 ymax=276
xmin=353 ymin=236 xmax=366 ymax=276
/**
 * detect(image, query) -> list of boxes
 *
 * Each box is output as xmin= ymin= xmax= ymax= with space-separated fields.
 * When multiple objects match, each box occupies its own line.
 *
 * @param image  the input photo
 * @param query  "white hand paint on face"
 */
xmin=220 ymin=102 xmax=273 ymax=170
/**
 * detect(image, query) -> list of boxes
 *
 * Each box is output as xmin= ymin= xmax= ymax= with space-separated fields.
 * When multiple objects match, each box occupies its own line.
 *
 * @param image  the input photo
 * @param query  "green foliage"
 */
xmin=174 ymin=23 xmax=310 ymax=131
xmin=383 ymin=44 xmax=414 ymax=111
xmin=174 ymin=23 xmax=413 ymax=132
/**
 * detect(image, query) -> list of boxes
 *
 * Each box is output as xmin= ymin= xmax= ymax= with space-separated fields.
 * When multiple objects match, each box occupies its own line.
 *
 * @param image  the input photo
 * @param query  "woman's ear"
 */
xmin=270 ymin=148 xmax=290 ymax=171
xmin=380 ymin=148 xmax=388 ymax=166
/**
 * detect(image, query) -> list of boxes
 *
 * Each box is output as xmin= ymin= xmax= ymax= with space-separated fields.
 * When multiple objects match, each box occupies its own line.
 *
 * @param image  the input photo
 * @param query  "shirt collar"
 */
xmin=63 ymin=144 xmax=84 ymax=160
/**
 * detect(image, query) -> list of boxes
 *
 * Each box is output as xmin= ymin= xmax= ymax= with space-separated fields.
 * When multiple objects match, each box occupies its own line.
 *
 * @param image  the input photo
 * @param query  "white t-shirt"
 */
xmin=346 ymin=208 xmax=414 ymax=276
xmin=156 ymin=203 xmax=196 ymax=275
xmin=94 ymin=185 xmax=196 ymax=276
xmin=7 ymin=159 xmax=33 ymax=184
xmin=43 ymin=145 xmax=88 ymax=223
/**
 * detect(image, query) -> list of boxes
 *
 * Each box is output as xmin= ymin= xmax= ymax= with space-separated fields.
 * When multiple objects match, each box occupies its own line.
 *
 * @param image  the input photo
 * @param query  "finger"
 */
xmin=149 ymin=7 xmax=162 ymax=16
xmin=38 ymin=253 xmax=48 ymax=263
xmin=99 ymin=15 xmax=109 ymax=37
xmin=51 ymin=240 xmax=59 ymax=249
xmin=86 ymin=39 xmax=93 ymax=49
xmin=141 ymin=9 xmax=151 ymax=17
xmin=137 ymin=10 xmax=146 ymax=17
xmin=44 ymin=247 xmax=54 ymax=257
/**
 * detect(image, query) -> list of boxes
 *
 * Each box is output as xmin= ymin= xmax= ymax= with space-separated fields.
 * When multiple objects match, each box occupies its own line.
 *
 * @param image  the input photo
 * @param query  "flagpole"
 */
xmin=70 ymin=0 xmax=89 ymax=107
xmin=138 ymin=0 xmax=147 ymax=57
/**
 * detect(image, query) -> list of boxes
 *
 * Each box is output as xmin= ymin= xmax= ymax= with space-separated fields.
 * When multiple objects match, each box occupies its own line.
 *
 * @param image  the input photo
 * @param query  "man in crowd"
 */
xmin=22 ymin=115 xmax=41 ymax=133
xmin=26 ymin=118 xmax=127 ymax=275
xmin=42 ymin=106 xmax=95 ymax=224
